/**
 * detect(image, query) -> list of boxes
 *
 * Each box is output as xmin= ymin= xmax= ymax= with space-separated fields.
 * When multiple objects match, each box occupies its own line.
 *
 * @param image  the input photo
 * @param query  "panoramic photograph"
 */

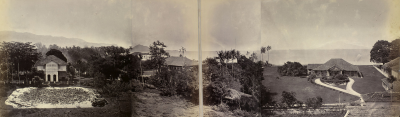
xmin=0 ymin=0 xmax=399 ymax=117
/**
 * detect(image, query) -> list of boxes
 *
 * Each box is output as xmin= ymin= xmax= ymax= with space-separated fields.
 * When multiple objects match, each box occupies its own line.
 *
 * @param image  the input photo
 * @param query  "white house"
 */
xmin=34 ymin=55 xmax=68 ymax=82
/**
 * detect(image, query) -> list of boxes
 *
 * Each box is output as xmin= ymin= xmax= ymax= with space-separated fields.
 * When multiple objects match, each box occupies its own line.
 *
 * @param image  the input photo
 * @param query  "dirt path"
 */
xmin=314 ymin=78 xmax=361 ymax=97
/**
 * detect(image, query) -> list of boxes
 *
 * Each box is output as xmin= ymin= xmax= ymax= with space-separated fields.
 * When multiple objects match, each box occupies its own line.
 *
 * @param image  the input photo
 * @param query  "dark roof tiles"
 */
xmin=312 ymin=58 xmax=359 ymax=71
xmin=34 ymin=55 xmax=68 ymax=66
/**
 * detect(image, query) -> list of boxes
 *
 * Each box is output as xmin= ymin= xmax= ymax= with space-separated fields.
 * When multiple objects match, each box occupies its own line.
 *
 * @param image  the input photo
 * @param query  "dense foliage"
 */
xmin=46 ymin=49 xmax=68 ymax=62
xmin=277 ymin=61 xmax=307 ymax=76
xmin=305 ymin=96 xmax=323 ymax=109
xmin=370 ymin=40 xmax=391 ymax=64
xmin=149 ymin=40 xmax=170 ymax=72
xmin=280 ymin=91 xmax=298 ymax=108
xmin=389 ymin=39 xmax=400 ymax=60
xmin=0 ymin=41 xmax=42 ymax=81
xmin=203 ymin=52 xmax=275 ymax=114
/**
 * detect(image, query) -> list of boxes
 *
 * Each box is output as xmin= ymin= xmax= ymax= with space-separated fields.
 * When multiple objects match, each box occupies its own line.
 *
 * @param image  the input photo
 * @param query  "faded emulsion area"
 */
xmin=0 ymin=0 xmax=399 ymax=117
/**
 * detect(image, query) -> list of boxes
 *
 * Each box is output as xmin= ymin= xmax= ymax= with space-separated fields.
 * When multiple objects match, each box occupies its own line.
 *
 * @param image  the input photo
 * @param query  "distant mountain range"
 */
xmin=0 ymin=31 xmax=115 ymax=47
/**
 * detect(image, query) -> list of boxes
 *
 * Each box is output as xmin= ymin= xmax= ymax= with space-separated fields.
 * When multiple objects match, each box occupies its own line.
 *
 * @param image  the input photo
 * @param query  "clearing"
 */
xmin=352 ymin=65 xmax=386 ymax=94
xmin=263 ymin=67 xmax=359 ymax=104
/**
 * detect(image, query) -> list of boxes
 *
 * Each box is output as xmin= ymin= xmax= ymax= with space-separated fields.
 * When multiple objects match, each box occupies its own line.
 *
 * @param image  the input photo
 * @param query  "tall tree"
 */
xmin=179 ymin=46 xmax=186 ymax=69
xmin=149 ymin=40 xmax=170 ymax=73
xmin=250 ymin=52 xmax=257 ymax=62
xmin=261 ymin=47 xmax=266 ymax=62
xmin=230 ymin=49 xmax=237 ymax=77
xmin=267 ymin=46 xmax=271 ymax=63
xmin=216 ymin=50 xmax=225 ymax=64
xmin=0 ymin=42 xmax=41 ymax=82
xmin=46 ymin=49 xmax=68 ymax=62
xmin=225 ymin=50 xmax=231 ymax=69
xmin=370 ymin=40 xmax=391 ymax=65
xmin=389 ymin=39 xmax=400 ymax=60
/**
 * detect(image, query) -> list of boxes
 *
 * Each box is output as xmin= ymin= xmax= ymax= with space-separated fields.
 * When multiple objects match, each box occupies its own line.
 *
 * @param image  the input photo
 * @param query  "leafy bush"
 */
xmin=149 ymin=66 xmax=198 ymax=97
xmin=308 ymin=73 xmax=317 ymax=82
xmin=305 ymin=96 xmax=323 ymax=109
xmin=204 ymin=81 xmax=227 ymax=105
xmin=277 ymin=61 xmax=307 ymax=76
xmin=98 ymin=81 xmax=133 ymax=97
xmin=281 ymin=91 xmax=298 ymax=108
xmin=212 ymin=103 xmax=230 ymax=112
xmin=93 ymin=72 xmax=106 ymax=88
xmin=334 ymin=74 xmax=348 ymax=80
xmin=92 ymin=98 xmax=108 ymax=107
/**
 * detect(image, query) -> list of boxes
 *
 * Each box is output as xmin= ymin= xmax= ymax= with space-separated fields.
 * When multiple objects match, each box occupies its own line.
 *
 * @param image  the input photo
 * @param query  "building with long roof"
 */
xmin=307 ymin=58 xmax=361 ymax=77
xmin=165 ymin=56 xmax=197 ymax=70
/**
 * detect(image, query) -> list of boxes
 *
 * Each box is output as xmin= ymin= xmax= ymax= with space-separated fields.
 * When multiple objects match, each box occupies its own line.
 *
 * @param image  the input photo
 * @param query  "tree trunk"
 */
xmin=140 ymin=61 xmax=144 ymax=87
xmin=262 ymin=53 xmax=263 ymax=63
xmin=18 ymin=62 xmax=20 ymax=84
xmin=268 ymin=51 xmax=270 ymax=63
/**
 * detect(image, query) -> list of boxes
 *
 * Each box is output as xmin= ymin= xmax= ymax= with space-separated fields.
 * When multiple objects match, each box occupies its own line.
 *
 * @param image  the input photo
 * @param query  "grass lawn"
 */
xmin=263 ymin=67 xmax=359 ymax=104
xmin=134 ymin=89 xmax=201 ymax=117
xmin=352 ymin=65 xmax=386 ymax=94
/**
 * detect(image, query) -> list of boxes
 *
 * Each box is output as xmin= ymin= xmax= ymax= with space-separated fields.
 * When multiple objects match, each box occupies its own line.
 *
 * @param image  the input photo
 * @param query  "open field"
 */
xmin=352 ymin=65 xmax=386 ymax=94
xmin=0 ymin=91 xmax=133 ymax=117
xmin=263 ymin=67 xmax=359 ymax=104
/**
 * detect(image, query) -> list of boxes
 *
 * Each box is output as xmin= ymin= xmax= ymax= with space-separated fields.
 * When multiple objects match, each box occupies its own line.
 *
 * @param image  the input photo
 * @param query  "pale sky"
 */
xmin=261 ymin=0 xmax=400 ymax=50
xmin=201 ymin=0 xmax=261 ymax=51
xmin=0 ymin=0 xmax=198 ymax=51
xmin=0 ymin=0 xmax=399 ymax=51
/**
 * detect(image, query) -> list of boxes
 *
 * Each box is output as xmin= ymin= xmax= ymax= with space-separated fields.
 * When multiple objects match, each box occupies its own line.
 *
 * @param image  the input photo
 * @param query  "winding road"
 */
xmin=314 ymin=78 xmax=361 ymax=97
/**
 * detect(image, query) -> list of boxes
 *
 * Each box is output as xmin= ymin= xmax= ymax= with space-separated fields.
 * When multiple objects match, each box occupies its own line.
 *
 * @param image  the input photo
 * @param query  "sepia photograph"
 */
xmin=0 ymin=0 xmax=399 ymax=117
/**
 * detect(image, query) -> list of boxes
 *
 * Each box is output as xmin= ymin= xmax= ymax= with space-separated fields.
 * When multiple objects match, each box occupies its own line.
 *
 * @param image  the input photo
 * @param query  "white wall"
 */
xmin=36 ymin=66 xmax=44 ymax=71
xmin=45 ymin=61 xmax=58 ymax=82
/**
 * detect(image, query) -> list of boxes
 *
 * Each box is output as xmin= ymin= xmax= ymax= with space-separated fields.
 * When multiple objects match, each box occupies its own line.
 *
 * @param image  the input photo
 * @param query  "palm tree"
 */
xmin=224 ymin=50 xmax=231 ymax=69
xmin=179 ymin=46 xmax=186 ymax=69
xmin=267 ymin=46 xmax=271 ymax=64
xmin=261 ymin=47 xmax=266 ymax=63
xmin=217 ymin=50 xmax=225 ymax=64
xmin=230 ymin=49 xmax=236 ymax=74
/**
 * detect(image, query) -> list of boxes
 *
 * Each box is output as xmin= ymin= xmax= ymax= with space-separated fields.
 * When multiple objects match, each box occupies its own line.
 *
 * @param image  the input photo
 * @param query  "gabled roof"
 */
xmin=313 ymin=58 xmax=359 ymax=71
xmin=307 ymin=64 xmax=322 ymax=70
xmin=383 ymin=57 xmax=400 ymax=69
xmin=165 ymin=56 xmax=197 ymax=66
xmin=34 ymin=55 xmax=68 ymax=66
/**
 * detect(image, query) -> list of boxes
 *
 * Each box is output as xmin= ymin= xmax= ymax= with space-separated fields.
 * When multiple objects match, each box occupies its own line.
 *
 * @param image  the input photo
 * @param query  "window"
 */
xmin=47 ymin=75 xmax=50 ymax=81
